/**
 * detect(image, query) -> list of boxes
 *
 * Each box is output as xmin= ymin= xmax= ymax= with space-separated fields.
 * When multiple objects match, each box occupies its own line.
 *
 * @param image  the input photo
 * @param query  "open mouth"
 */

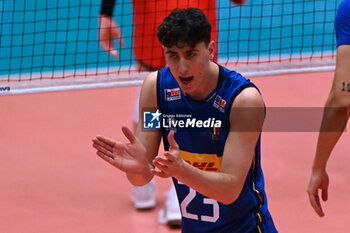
xmin=179 ymin=76 xmax=194 ymax=85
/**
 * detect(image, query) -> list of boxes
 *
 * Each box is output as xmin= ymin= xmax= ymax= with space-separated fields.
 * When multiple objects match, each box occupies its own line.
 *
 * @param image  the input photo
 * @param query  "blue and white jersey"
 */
xmin=336 ymin=0 xmax=350 ymax=46
xmin=157 ymin=65 xmax=277 ymax=233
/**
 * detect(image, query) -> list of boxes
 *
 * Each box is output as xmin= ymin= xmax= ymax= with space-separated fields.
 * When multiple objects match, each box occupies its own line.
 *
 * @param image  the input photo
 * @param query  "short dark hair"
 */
xmin=157 ymin=8 xmax=211 ymax=48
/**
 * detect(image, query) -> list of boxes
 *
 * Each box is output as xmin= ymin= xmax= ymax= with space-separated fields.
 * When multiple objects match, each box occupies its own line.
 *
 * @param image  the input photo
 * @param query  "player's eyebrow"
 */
xmin=185 ymin=48 xmax=199 ymax=54
xmin=165 ymin=48 xmax=199 ymax=55
xmin=165 ymin=50 xmax=177 ymax=55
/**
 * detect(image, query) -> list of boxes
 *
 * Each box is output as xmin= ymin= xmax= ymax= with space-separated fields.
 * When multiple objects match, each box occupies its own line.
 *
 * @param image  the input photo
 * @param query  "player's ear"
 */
xmin=208 ymin=40 xmax=215 ymax=60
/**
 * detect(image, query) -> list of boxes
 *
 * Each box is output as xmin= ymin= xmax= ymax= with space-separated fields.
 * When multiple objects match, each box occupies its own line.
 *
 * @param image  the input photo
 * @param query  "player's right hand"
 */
xmin=92 ymin=126 xmax=149 ymax=174
xmin=151 ymin=130 xmax=185 ymax=179
xmin=307 ymin=169 xmax=329 ymax=217
xmin=98 ymin=15 xmax=125 ymax=59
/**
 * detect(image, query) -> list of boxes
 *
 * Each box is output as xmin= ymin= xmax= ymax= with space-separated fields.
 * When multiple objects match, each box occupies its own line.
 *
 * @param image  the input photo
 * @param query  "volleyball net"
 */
xmin=0 ymin=0 xmax=341 ymax=95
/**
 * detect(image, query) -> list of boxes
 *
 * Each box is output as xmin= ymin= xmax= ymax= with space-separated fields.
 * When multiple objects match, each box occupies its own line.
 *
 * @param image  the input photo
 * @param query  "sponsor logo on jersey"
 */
xmin=165 ymin=88 xmax=181 ymax=101
xmin=180 ymin=150 xmax=222 ymax=172
xmin=213 ymin=95 xmax=226 ymax=113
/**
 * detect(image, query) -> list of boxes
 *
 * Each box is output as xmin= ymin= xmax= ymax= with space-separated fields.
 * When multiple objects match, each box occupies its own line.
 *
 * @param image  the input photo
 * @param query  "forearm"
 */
xmin=313 ymin=95 xmax=350 ymax=170
xmin=100 ymin=0 xmax=116 ymax=17
xmin=175 ymin=163 xmax=242 ymax=205
xmin=129 ymin=72 xmax=161 ymax=186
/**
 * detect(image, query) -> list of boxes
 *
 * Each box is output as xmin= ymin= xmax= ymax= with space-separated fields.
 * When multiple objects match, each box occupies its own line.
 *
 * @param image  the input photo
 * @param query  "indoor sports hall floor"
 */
xmin=1 ymin=70 xmax=350 ymax=233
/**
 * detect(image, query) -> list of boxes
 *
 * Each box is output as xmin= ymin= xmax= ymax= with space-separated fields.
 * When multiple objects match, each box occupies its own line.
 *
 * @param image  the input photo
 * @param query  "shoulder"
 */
xmin=336 ymin=0 xmax=350 ymax=26
xmin=139 ymin=71 xmax=158 ymax=107
xmin=142 ymin=71 xmax=158 ymax=90
xmin=229 ymin=87 xmax=265 ymax=130
xmin=232 ymin=87 xmax=264 ymax=108
xmin=338 ymin=0 xmax=350 ymax=12
xmin=220 ymin=65 xmax=250 ymax=90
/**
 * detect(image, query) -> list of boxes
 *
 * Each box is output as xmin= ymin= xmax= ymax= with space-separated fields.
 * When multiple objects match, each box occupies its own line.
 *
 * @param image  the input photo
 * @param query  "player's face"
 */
xmin=164 ymin=41 xmax=215 ymax=100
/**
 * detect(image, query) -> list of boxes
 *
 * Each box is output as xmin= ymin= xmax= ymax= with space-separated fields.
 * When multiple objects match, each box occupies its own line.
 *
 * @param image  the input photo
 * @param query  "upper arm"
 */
xmin=135 ymin=71 xmax=162 ymax=163
xmin=328 ymin=45 xmax=350 ymax=107
xmin=221 ymin=87 xmax=265 ymax=189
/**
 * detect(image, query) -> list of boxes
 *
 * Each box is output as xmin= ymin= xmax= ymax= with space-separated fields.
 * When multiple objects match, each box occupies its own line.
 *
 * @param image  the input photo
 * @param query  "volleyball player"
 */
xmin=307 ymin=0 xmax=350 ymax=217
xmin=99 ymin=0 xmax=218 ymax=227
xmin=93 ymin=8 xmax=277 ymax=232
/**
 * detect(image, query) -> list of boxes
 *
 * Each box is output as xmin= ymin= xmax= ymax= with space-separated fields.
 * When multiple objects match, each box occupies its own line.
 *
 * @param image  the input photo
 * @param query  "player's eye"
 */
xmin=169 ymin=53 xmax=178 ymax=58
xmin=187 ymin=53 xmax=196 ymax=58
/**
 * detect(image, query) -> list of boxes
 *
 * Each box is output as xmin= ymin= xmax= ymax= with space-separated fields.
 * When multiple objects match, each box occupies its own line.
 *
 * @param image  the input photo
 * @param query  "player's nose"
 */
xmin=178 ymin=58 xmax=189 ymax=76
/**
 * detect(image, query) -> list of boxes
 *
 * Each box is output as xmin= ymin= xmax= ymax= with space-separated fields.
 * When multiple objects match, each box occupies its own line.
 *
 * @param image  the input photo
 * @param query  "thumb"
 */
xmin=167 ymin=130 xmax=179 ymax=150
xmin=322 ymin=187 xmax=328 ymax=201
xmin=122 ymin=126 xmax=136 ymax=144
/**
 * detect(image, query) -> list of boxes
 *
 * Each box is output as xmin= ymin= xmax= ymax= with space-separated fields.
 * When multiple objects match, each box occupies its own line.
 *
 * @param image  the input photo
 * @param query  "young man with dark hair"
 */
xmin=93 ymin=8 xmax=277 ymax=232
xmin=98 ymin=1 xmax=219 ymax=226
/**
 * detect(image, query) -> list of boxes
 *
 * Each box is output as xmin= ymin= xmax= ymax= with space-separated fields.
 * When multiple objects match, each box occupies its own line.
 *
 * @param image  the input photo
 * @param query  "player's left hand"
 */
xmin=151 ymin=130 xmax=186 ymax=178
xmin=307 ymin=169 xmax=329 ymax=217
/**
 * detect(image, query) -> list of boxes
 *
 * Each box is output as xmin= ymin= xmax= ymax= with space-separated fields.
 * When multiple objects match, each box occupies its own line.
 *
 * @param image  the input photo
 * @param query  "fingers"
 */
xmin=92 ymin=136 xmax=112 ymax=152
xmin=92 ymin=136 xmax=129 ymax=158
xmin=307 ymin=189 xmax=325 ymax=217
xmin=106 ymin=26 xmax=124 ymax=58
xmin=99 ymin=31 xmax=119 ymax=59
xmin=92 ymin=139 xmax=116 ymax=159
xmin=93 ymin=139 xmax=117 ymax=165
xmin=154 ymin=155 xmax=171 ymax=166
xmin=94 ymin=135 xmax=117 ymax=148
xmin=167 ymin=130 xmax=179 ymax=150
xmin=92 ymin=136 xmax=128 ymax=171
xmin=151 ymin=161 xmax=171 ymax=178
xmin=92 ymin=135 xmax=127 ymax=158
xmin=152 ymin=157 xmax=169 ymax=174
xmin=96 ymin=150 xmax=115 ymax=165
xmin=112 ymin=25 xmax=125 ymax=46
xmin=163 ymin=151 xmax=175 ymax=161
xmin=109 ymin=49 xmax=119 ymax=59
xmin=151 ymin=168 xmax=170 ymax=178
xmin=152 ymin=157 xmax=169 ymax=170
xmin=122 ymin=126 xmax=136 ymax=144
xmin=98 ymin=15 xmax=121 ymax=59
xmin=151 ymin=153 xmax=176 ymax=178
xmin=310 ymin=195 xmax=325 ymax=217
